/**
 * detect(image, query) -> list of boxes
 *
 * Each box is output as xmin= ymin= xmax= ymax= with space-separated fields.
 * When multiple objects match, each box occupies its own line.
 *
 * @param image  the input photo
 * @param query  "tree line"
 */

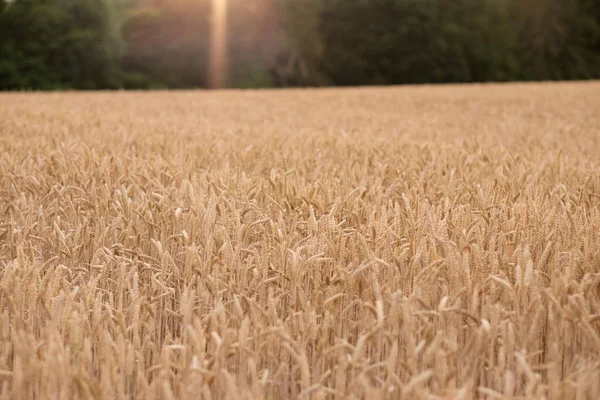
xmin=1 ymin=0 xmax=599 ymax=90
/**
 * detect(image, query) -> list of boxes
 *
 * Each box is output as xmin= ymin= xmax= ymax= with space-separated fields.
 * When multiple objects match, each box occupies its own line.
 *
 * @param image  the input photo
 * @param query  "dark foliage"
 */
xmin=1 ymin=0 xmax=599 ymax=90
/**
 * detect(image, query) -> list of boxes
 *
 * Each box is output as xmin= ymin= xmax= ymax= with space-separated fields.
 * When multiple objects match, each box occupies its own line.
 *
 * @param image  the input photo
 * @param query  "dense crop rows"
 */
xmin=1 ymin=83 xmax=599 ymax=399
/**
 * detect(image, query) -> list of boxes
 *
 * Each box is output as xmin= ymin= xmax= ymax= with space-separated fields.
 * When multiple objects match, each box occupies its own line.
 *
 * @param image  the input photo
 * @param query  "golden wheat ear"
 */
xmin=0 ymin=81 xmax=599 ymax=399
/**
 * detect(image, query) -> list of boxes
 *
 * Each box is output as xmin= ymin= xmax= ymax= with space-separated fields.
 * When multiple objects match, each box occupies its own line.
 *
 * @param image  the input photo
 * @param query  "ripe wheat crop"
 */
xmin=1 ymin=82 xmax=599 ymax=399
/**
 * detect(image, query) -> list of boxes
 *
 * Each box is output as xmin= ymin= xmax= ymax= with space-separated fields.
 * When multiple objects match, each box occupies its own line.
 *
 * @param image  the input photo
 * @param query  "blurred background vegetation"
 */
xmin=1 ymin=0 xmax=599 ymax=90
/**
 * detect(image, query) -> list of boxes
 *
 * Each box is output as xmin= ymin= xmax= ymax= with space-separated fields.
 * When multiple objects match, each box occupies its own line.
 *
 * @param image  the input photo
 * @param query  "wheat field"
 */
xmin=1 ymin=82 xmax=599 ymax=399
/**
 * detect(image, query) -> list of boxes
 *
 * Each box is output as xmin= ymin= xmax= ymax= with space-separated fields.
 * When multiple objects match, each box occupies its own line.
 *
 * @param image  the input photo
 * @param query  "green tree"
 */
xmin=1 ymin=0 xmax=67 ymax=89
xmin=276 ymin=0 xmax=598 ymax=86
xmin=443 ymin=0 xmax=521 ymax=82
xmin=0 ymin=0 xmax=122 ymax=90
xmin=227 ymin=0 xmax=278 ymax=88
xmin=2 ymin=0 xmax=599 ymax=90
xmin=313 ymin=0 xmax=524 ymax=85
xmin=515 ymin=0 xmax=600 ymax=80
xmin=121 ymin=0 xmax=211 ymax=89
xmin=315 ymin=0 xmax=455 ymax=85
xmin=275 ymin=0 xmax=328 ymax=86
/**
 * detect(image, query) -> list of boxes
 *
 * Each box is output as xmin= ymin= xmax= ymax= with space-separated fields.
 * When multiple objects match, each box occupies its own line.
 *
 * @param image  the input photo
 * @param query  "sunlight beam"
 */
xmin=208 ymin=0 xmax=228 ymax=89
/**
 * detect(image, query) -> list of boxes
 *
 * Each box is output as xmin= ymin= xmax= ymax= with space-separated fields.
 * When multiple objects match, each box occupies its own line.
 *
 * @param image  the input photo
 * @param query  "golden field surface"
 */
xmin=1 ymin=82 xmax=600 ymax=399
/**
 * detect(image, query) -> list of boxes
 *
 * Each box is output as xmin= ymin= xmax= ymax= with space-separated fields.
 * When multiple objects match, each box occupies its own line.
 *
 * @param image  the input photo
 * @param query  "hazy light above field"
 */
xmin=208 ymin=0 xmax=228 ymax=89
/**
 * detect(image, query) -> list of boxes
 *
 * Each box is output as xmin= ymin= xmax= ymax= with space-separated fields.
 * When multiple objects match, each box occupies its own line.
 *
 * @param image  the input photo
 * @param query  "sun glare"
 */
xmin=208 ymin=0 xmax=228 ymax=89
